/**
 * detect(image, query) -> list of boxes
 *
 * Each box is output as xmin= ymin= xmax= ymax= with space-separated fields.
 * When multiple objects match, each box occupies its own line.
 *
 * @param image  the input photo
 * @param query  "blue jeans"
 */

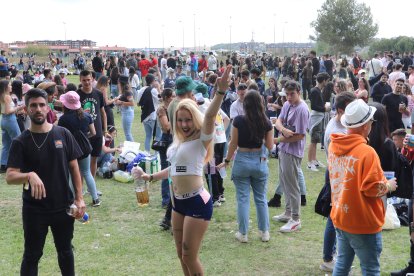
xmin=323 ymin=216 xmax=336 ymax=262
xmin=121 ymin=108 xmax=134 ymax=141
xmin=78 ymin=155 xmax=98 ymax=201
xmin=1 ymin=113 xmax=21 ymax=166
xmin=143 ymin=119 xmax=161 ymax=152
xmin=231 ymin=151 xmax=269 ymax=235
xmin=275 ymin=168 xmax=306 ymax=195
xmin=159 ymin=132 xmax=172 ymax=206
xmin=94 ymin=72 xmax=102 ymax=81
xmin=333 ymin=229 xmax=382 ymax=276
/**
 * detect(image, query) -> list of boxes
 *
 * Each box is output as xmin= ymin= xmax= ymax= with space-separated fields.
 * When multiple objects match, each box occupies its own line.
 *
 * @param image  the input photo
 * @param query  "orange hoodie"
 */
xmin=328 ymin=133 xmax=388 ymax=234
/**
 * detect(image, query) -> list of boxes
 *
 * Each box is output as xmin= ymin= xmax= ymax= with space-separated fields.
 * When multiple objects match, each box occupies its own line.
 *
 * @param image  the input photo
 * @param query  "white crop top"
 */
xmin=167 ymin=132 xmax=213 ymax=176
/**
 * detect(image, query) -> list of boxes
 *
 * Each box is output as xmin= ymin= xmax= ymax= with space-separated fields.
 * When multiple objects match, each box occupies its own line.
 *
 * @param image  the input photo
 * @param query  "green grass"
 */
xmin=0 ymin=79 xmax=410 ymax=275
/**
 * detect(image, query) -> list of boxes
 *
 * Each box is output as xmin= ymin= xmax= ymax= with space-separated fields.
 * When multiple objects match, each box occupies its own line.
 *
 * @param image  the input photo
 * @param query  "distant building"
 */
xmin=11 ymin=40 xmax=96 ymax=49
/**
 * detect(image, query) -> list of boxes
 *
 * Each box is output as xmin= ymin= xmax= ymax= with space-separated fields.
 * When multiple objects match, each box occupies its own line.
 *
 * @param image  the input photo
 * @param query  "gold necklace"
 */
xmin=29 ymin=129 xmax=51 ymax=150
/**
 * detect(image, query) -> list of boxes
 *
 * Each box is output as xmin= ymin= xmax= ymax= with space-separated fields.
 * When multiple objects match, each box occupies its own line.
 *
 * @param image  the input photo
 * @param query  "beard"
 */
xmin=29 ymin=113 xmax=46 ymax=125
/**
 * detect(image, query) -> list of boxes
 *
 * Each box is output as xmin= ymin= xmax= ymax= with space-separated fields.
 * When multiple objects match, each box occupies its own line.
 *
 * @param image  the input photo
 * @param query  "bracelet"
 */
xmin=224 ymin=159 xmax=230 ymax=163
xmin=217 ymin=90 xmax=226 ymax=95
xmin=149 ymin=174 xmax=154 ymax=182
xmin=386 ymin=182 xmax=391 ymax=192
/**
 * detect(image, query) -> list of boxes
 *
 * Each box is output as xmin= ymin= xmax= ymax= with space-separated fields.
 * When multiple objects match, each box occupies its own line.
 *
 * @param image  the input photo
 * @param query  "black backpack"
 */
xmin=315 ymin=181 xmax=332 ymax=218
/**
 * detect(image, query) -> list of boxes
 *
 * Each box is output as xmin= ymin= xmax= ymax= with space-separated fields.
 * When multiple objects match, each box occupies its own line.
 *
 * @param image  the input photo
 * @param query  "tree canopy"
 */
xmin=369 ymin=36 xmax=414 ymax=56
xmin=311 ymin=0 xmax=378 ymax=54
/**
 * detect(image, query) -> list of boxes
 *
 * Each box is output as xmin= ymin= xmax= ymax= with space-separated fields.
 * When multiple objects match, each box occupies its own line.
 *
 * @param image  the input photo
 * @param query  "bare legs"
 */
xmin=172 ymin=211 xmax=209 ymax=276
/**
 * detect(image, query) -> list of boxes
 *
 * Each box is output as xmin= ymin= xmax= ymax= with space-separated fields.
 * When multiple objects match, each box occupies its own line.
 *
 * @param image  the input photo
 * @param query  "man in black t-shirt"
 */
xmin=6 ymin=88 xmax=85 ymax=276
xmin=323 ymin=54 xmax=334 ymax=79
xmin=77 ymin=70 xmax=108 ymax=179
xmin=381 ymin=78 xmax=409 ymax=133
xmin=92 ymin=51 xmax=104 ymax=80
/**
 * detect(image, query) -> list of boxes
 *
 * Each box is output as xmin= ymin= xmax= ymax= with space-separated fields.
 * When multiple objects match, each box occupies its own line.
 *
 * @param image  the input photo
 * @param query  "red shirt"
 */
xmin=198 ymin=59 xmax=208 ymax=72
xmin=139 ymin=59 xmax=151 ymax=77
xmin=150 ymin=58 xmax=158 ymax=67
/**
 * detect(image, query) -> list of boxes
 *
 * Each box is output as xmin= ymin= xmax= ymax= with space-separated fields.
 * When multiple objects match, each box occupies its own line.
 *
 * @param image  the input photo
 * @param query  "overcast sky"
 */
xmin=3 ymin=0 xmax=413 ymax=49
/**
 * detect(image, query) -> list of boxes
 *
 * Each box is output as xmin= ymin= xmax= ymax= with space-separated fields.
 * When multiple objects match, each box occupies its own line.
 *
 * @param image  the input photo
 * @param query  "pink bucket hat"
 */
xmin=22 ymin=83 xmax=32 ymax=94
xmin=59 ymin=91 xmax=81 ymax=110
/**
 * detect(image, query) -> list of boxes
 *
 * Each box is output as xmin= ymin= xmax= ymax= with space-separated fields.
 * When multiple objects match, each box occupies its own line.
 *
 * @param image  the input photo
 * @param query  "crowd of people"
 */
xmin=2 ymin=46 xmax=414 ymax=275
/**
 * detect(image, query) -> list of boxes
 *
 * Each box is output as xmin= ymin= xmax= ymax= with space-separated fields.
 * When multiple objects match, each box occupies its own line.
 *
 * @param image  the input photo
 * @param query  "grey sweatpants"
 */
xmin=279 ymin=151 xmax=302 ymax=221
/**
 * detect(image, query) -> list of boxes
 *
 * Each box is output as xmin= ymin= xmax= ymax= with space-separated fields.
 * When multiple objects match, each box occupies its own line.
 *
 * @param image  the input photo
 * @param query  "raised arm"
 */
xmin=202 ymin=65 xmax=232 ymax=139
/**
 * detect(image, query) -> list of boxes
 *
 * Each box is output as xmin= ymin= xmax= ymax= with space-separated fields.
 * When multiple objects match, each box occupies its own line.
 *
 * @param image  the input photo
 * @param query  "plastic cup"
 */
xmin=383 ymin=171 xmax=395 ymax=180
xmin=218 ymin=167 xmax=227 ymax=179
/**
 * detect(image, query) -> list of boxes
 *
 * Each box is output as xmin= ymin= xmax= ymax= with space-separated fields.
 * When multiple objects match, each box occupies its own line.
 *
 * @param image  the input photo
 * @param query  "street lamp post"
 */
xmin=148 ymin=19 xmax=151 ymax=53
xmin=162 ymin=24 xmax=165 ymax=51
xmin=273 ymin=14 xmax=276 ymax=55
xmin=179 ymin=20 xmax=184 ymax=51
xmin=230 ymin=16 xmax=232 ymax=53
xmin=62 ymin=22 xmax=67 ymax=65
xmin=193 ymin=14 xmax=196 ymax=52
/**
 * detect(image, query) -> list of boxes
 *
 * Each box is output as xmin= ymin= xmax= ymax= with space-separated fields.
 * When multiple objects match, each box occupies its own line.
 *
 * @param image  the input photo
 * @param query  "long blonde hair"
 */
xmin=173 ymin=99 xmax=213 ymax=163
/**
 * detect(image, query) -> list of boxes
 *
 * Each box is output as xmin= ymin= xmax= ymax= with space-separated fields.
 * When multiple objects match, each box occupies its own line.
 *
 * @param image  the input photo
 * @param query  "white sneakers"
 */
xmin=307 ymin=160 xmax=326 ymax=171
xmin=319 ymin=259 xmax=335 ymax=272
xmin=235 ymin=231 xmax=270 ymax=242
xmin=307 ymin=162 xmax=319 ymax=172
xmin=259 ymin=230 xmax=270 ymax=242
xmin=280 ymin=219 xmax=301 ymax=233
xmin=235 ymin=232 xmax=248 ymax=243
xmin=272 ymin=213 xmax=291 ymax=223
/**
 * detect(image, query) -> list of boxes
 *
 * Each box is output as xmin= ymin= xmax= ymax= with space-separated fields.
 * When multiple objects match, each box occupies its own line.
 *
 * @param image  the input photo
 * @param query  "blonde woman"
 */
xmin=0 ymin=80 xmax=23 ymax=172
xmin=141 ymin=66 xmax=232 ymax=276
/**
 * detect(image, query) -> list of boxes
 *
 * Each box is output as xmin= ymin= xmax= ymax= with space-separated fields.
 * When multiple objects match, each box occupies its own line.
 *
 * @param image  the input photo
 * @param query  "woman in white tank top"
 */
xmin=141 ymin=66 xmax=233 ymax=276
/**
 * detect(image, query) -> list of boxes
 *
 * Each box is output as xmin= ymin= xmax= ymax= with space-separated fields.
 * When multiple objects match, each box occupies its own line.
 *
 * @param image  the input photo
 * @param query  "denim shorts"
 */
xmin=173 ymin=188 xmax=213 ymax=221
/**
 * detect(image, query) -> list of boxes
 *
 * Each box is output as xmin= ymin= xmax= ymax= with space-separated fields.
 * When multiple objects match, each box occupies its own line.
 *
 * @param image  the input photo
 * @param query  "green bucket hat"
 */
xmin=176 ymin=76 xmax=197 ymax=95
xmin=194 ymin=83 xmax=209 ymax=98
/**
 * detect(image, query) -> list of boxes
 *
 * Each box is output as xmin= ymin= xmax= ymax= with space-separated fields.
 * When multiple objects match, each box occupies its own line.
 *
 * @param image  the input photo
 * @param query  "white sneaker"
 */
xmin=319 ymin=259 xmax=335 ymax=272
xmin=235 ymin=231 xmax=248 ymax=243
xmin=307 ymin=162 xmax=319 ymax=172
xmin=313 ymin=160 xmax=326 ymax=168
xmin=219 ymin=195 xmax=226 ymax=203
xmin=259 ymin=230 xmax=270 ymax=242
xmin=280 ymin=219 xmax=301 ymax=233
xmin=272 ymin=213 xmax=291 ymax=222
xmin=213 ymin=201 xmax=222 ymax=207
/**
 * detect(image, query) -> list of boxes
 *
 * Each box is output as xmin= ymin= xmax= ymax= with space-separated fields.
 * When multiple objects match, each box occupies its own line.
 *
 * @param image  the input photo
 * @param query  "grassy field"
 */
xmin=0 ymin=76 xmax=410 ymax=275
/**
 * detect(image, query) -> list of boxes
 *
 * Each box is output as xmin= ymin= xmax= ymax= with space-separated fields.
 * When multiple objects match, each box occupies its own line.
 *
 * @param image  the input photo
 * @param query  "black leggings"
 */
xmin=21 ymin=209 xmax=75 ymax=276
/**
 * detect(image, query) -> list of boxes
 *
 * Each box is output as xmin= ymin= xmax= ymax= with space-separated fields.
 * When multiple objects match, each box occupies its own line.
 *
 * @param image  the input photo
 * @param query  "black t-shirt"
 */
xmin=233 ymin=115 xmax=272 ymax=148
xmin=7 ymin=126 xmax=82 ymax=213
xmin=58 ymin=110 xmax=93 ymax=135
xmin=167 ymin=57 xmax=176 ymax=69
xmin=324 ymin=59 xmax=334 ymax=74
xmin=381 ymin=93 xmax=408 ymax=132
xmin=309 ymin=87 xmax=325 ymax=112
xmin=92 ymin=56 xmax=104 ymax=72
xmin=77 ymin=88 xmax=105 ymax=137
xmin=119 ymin=91 xmax=133 ymax=102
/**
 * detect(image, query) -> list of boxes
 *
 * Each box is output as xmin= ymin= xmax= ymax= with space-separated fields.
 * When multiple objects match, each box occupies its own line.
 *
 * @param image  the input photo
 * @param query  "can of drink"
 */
xmin=408 ymin=135 xmax=414 ymax=148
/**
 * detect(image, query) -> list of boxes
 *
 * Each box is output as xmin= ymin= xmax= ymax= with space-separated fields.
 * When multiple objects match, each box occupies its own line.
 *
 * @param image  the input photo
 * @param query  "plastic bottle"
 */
xmin=66 ymin=204 xmax=89 ymax=223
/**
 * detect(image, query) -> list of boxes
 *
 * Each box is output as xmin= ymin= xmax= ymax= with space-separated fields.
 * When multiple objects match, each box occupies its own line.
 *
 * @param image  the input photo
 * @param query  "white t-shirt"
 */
xmin=208 ymin=56 xmax=217 ymax=70
xmin=324 ymin=117 xmax=346 ymax=157
xmin=388 ymin=71 xmax=406 ymax=87
xmin=161 ymin=58 xmax=167 ymax=70
xmin=137 ymin=86 xmax=159 ymax=122
xmin=230 ymin=99 xmax=244 ymax=119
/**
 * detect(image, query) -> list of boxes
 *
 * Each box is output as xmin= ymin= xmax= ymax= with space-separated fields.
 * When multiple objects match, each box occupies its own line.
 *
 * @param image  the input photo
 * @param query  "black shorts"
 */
xmin=89 ymin=136 xmax=103 ymax=157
